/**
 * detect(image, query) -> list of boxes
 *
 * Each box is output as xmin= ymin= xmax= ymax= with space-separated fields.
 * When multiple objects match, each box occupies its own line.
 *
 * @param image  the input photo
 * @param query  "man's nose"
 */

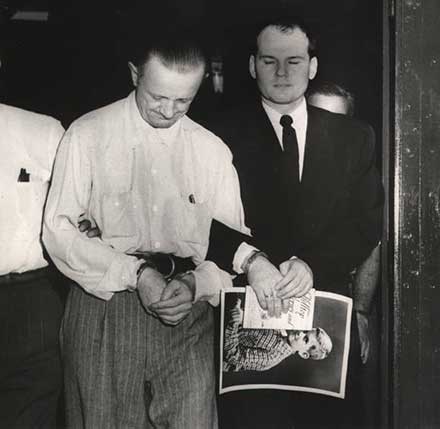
xmin=275 ymin=62 xmax=287 ymax=77
xmin=160 ymin=101 xmax=175 ymax=119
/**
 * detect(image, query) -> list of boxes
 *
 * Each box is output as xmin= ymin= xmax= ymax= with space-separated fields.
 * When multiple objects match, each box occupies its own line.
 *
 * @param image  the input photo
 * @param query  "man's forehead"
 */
xmin=257 ymin=26 xmax=310 ymax=55
xmin=309 ymin=94 xmax=348 ymax=114
xmin=143 ymin=55 xmax=204 ymax=76
xmin=140 ymin=57 xmax=204 ymax=98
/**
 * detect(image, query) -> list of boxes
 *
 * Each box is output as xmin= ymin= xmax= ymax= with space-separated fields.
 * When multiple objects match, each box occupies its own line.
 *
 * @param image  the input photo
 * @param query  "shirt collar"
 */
xmin=262 ymin=96 xmax=307 ymax=129
xmin=129 ymin=91 xmax=182 ymax=147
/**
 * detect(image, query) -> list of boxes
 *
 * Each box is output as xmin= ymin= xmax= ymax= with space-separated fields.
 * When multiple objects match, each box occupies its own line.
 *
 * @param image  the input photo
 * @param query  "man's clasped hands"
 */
xmin=78 ymin=218 xmax=313 ymax=323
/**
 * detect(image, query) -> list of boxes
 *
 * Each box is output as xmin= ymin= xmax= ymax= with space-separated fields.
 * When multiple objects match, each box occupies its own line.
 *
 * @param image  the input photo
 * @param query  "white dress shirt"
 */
xmin=43 ymin=92 xmax=250 ymax=304
xmin=0 ymin=104 xmax=64 ymax=275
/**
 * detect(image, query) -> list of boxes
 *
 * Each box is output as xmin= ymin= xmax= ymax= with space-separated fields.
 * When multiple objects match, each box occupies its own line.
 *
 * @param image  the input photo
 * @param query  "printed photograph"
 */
xmin=219 ymin=288 xmax=352 ymax=398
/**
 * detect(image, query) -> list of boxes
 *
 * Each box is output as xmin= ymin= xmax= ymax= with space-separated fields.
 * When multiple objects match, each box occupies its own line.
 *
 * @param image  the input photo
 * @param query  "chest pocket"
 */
xmin=16 ymin=181 xmax=48 ymax=223
xmin=175 ymin=196 xmax=211 ymax=245
xmin=100 ymin=191 xmax=136 ymax=239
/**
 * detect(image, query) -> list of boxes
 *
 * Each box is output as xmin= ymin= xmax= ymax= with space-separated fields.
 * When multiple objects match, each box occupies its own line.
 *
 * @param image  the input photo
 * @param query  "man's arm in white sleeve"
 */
xmin=43 ymin=125 xmax=141 ymax=300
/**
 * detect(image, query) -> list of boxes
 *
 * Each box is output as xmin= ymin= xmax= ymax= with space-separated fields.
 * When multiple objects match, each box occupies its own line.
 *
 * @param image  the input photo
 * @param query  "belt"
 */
xmin=129 ymin=252 xmax=195 ymax=279
xmin=0 ymin=267 xmax=50 ymax=286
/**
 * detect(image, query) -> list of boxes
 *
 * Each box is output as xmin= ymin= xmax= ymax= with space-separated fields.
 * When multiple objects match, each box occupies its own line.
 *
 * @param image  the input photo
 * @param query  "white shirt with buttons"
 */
xmin=44 ymin=92 xmax=250 ymax=303
xmin=0 ymin=104 xmax=64 ymax=275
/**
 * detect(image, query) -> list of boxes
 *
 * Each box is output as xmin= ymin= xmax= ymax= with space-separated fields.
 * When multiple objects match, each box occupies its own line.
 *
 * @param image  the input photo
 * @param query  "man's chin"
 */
xmin=270 ymin=95 xmax=297 ymax=105
xmin=150 ymin=118 xmax=178 ymax=129
xmin=153 ymin=122 xmax=174 ymax=129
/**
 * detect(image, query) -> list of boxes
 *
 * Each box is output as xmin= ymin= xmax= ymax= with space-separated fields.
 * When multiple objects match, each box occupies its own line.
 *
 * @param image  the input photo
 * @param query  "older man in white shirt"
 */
xmin=43 ymin=27 xmax=258 ymax=429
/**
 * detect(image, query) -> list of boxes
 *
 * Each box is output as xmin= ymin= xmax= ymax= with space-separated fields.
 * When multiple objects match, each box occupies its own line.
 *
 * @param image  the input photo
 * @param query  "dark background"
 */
xmin=0 ymin=0 xmax=382 ymax=137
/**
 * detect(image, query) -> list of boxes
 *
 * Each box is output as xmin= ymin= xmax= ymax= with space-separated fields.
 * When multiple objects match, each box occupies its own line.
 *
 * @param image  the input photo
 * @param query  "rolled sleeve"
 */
xmin=232 ymin=242 xmax=259 ymax=274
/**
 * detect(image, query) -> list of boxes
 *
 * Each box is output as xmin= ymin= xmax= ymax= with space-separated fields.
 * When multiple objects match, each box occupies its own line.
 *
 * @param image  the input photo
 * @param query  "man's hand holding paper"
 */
xmin=246 ymin=254 xmax=284 ymax=317
xmin=276 ymin=258 xmax=314 ymax=299
xmin=245 ymin=251 xmax=313 ymax=317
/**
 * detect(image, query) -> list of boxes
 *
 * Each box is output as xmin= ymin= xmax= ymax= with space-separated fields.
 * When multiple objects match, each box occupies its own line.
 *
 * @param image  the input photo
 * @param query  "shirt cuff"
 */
xmin=96 ymin=254 xmax=143 ymax=299
xmin=192 ymin=260 xmax=233 ymax=307
xmin=233 ymin=242 xmax=260 ymax=274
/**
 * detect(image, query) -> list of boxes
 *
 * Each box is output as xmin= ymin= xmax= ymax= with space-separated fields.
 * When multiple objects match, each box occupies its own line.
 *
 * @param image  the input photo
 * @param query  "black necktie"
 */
xmin=279 ymin=114 xmax=301 ymax=240
xmin=280 ymin=114 xmax=300 ymax=185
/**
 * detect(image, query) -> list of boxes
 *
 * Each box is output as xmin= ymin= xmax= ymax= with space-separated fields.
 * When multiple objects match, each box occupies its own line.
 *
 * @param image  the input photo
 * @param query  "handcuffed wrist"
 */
xmin=174 ymin=271 xmax=196 ymax=301
xmin=148 ymin=253 xmax=175 ymax=280
xmin=130 ymin=260 xmax=157 ymax=292
xmin=160 ymin=254 xmax=175 ymax=280
xmin=241 ymin=250 xmax=269 ymax=274
xmin=130 ymin=253 xmax=175 ymax=281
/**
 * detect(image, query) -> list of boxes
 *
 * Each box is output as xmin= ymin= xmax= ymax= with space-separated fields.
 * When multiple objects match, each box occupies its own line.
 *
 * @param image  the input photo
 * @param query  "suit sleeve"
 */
xmin=300 ymin=123 xmax=384 ymax=284
xmin=347 ymin=123 xmax=383 ymax=266
xmin=205 ymin=118 xmax=259 ymax=273
xmin=206 ymin=219 xmax=252 ymax=273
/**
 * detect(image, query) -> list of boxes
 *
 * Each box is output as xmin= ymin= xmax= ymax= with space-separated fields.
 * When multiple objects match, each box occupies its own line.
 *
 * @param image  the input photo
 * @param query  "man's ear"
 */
xmin=299 ymin=350 xmax=310 ymax=360
xmin=249 ymin=55 xmax=256 ymax=80
xmin=128 ymin=62 xmax=139 ymax=87
xmin=309 ymin=56 xmax=318 ymax=81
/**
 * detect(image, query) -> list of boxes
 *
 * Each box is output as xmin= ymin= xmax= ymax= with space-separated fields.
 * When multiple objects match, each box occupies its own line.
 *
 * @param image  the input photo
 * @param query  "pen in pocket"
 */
xmin=17 ymin=168 xmax=30 ymax=182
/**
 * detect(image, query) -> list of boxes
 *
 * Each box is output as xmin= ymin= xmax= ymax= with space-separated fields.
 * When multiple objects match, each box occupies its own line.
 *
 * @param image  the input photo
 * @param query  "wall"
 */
xmin=393 ymin=0 xmax=440 ymax=427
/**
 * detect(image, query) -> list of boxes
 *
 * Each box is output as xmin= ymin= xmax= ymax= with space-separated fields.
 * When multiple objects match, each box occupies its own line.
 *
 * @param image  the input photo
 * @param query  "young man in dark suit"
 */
xmin=207 ymin=14 xmax=384 ymax=429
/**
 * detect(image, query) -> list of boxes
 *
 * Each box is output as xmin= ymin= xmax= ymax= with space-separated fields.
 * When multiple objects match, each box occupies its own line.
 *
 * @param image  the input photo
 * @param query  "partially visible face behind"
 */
xmin=250 ymin=25 xmax=318 ymax=114
xmin=308 ymin=93 xmax=349 ymax=115
xmin=130 ymin=56 xmax=205 ymax=129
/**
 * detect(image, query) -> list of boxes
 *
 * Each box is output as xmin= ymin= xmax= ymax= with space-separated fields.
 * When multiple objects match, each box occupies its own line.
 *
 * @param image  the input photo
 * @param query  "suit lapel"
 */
xmin=243 ymin=102 xmax=282 ymax=156
xmin=240 ymin=103 xmax=341 ymax=246
xmin=299 ymin=106 xmax=342 ymax=242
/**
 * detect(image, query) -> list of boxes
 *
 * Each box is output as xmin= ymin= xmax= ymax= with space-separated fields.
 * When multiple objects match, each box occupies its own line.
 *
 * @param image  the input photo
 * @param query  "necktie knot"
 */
xmin=280 ymin=115 xmax=293 ymax=128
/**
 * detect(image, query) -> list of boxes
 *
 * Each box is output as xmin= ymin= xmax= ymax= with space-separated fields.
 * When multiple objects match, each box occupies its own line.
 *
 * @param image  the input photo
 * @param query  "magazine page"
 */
xmin=243 ymin=286 xmax=315 ymax=330
xmin=219 ymin=287 xmax=352 ymax=399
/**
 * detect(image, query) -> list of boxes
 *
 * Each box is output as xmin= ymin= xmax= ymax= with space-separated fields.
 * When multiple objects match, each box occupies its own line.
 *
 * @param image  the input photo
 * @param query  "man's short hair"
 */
xmin=128 ymin=25 xmax=207 ymax=75
xmin=252 ymin=11 xmax=317 ymax=58
xmin=307 ymin=81 xmax=355 ymax=116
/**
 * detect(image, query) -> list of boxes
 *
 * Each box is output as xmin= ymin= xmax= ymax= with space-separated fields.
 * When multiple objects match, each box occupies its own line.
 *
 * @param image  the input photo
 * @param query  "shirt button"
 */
xmin=152 ymin=168 xmax=157 ymax=176
xmin=152 ymin=205 xmax=158 ymax=213
xmin=154 ymin=241 xmax=161 ymax=249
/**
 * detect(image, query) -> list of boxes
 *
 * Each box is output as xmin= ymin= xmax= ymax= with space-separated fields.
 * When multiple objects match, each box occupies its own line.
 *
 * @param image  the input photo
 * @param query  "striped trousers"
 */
xmin=61 ymin=283 xmax=217 ymax=429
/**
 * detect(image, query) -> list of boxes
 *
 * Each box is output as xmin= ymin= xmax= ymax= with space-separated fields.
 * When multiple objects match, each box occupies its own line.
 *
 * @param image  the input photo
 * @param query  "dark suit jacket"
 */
xmin=206 ymin=101 xmax=383 ymax=295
